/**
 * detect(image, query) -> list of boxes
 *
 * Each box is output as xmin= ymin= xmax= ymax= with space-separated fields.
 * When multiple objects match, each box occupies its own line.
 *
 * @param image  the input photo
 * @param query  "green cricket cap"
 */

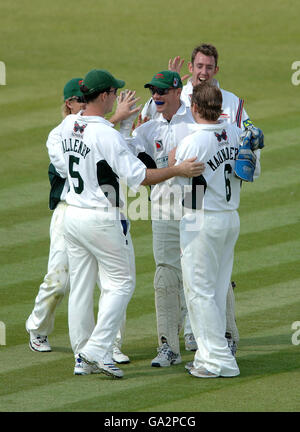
xmin=144 ymin=71 xmax=182 ymax=89
xmin=81 ymin=69 xmax=125 ymax=95
xmin=63 ymin=77 xmax=84 ymax=101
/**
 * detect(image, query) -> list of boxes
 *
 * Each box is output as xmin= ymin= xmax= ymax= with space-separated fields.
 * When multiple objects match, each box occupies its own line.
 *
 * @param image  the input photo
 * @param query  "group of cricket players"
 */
xmin=25 ymin=43 xmax=263 ymax=379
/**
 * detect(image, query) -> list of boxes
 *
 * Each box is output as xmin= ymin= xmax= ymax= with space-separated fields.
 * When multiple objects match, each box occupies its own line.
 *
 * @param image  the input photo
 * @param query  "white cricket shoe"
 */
xmin=151 ymin=342 xmax=182 ymax=367
xmin=74 ymin=355 xmax=100 ymax=375
xmin=29 ymin=333 xmax=52 ymax=352
xmin=78 ymin=353 xmax=124 ymax=379
xmin=184 ymin=333 xmax=197 ymax=351
xmin=189 ymin=366 xmax=219 ymax=379
xmin=184 ymin=361 xmax=194 ymax=371
xmin=112 ymin=347 xmax=130 ymax=364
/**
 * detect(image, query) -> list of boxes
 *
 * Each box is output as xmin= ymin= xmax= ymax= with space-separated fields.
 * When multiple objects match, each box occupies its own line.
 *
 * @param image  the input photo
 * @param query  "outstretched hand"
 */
xmin=111 ymin=90 xmax=141 ymax=124
xmin=168 ymin=56 xmax=190 ymax=83
xmin=131 ymin=113 xmax=149 ymax=132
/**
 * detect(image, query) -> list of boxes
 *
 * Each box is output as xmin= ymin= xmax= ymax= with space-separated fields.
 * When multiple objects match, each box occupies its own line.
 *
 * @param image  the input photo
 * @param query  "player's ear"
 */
xmin=65 ymin=99 xmax=72 ymax=110
xmin=191 ymin=102 xmax=198 ymax=116
xmin=99 ymin=92 xmax=107 ymax=102
xmin=214 ymin=65 xmax=219 ymax=76
xmin=188 ymin=61 xmax=193 ymax=74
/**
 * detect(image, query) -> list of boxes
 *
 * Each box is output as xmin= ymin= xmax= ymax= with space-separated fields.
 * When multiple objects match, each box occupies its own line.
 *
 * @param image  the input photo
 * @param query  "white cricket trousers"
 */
xmin=180 ymin=210 xmax=240 ymax=377
xmin=64 ymin=205 xmax=135 ymax=362
xmin=26 ymin=202 xmax=69 ymax=335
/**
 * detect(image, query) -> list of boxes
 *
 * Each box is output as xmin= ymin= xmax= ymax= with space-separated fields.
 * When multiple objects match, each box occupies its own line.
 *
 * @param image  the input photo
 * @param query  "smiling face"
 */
xmin=151 ymin=87 xmax=182 ymax=121
xmin=188 ymin=52 xmax=219 ymax=87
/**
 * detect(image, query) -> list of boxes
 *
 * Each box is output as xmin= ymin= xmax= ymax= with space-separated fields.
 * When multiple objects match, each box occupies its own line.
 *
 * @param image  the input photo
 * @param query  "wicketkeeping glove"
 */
xmin=240 ymin=125 xmax=264 ymax=151
xmin=234 ymin=130 xmax=257 ymax=182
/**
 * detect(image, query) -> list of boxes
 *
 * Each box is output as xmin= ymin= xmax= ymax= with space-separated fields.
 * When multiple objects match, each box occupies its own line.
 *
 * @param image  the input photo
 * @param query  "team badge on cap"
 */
xmin=144 ymin=71 xmax=182 ymax=90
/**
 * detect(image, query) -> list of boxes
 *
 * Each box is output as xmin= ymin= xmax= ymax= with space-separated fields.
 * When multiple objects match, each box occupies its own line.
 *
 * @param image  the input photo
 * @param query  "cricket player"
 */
xmin=141 ymin=43 xmax=251 ymax=354
xmin=56 ymin=68 xmax=204 ymax=378
xmin=25 ymin=78 xmax=85 ymax=353
xmin=175 ymin=82 xmax=261 ymax=378
xmin=26 ymin=78 xmax=139 ymax=368
xmin=122 ymin=70 xmax=203 ymax=367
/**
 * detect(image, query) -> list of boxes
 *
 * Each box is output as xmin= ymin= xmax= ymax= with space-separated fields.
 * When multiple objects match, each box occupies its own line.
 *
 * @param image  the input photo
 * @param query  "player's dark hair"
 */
xmin=80 ymin=85 xmax=111 ymax=103
xmin=191 ymin=44 xmax=219 ymax=67
xmin=191 ymin=82 xmax=222 ymax=121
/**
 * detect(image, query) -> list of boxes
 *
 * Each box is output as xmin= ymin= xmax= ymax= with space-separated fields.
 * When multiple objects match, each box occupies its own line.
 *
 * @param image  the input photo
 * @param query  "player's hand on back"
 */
xmin=176 ymin=157 xmax=205 ymax=177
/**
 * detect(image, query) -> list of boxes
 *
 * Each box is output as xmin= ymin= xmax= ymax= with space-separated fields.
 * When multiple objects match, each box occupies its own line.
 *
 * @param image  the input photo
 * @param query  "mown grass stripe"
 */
xmin=0 ymin=255 xmax=49 ymax=288
xmin=234 ymin=239 xmax=299 ymax=273
xmin=0 ymin=108 xmax=58 ymax=137
xmin=233 ymin=260 xmax=300 ymax=292
xmin=259 ymin=129 xmax=299 ymax=151
xmin=239 ymin=202 xmax=299 ymax=234
xmin=48 ymin=349 xmax=299 ymax=412
xmin=236 ymin=301 xmax=300 ymax=336
xmin=0 ymin=181 xmax=49 ymax=210
xmin=240 ymin=175 xmax=299 ymax=201
xmin=0 ymin=217 xmax=50 ymax=248
xmin=144 ymin=369 xmax=300 ymax=412
xmin=235 ymin=278 xmax=300 ymax=314
xmin=0 ymin=239 xmax=50 ymax=266
xmin=1 ymin=345 xmax=297 ymax=412
xmin=237 ymin=221 xmax=300 ymax=252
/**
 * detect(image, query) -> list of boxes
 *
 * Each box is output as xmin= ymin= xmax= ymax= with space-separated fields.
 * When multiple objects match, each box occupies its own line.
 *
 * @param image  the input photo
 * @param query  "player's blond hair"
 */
xmin=191 ymin=82 xmax=223 ymax=121
xmin=61 ymin=101 xmax=72 ymax=118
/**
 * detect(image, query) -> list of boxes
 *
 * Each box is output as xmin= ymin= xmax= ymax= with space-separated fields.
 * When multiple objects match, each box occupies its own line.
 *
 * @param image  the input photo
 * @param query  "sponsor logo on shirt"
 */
xmin=73 ymin=121 xmax=87 ymax=134
xmin=156 ymin=155 xmax=169 ymax=169
xmin=214 ymin=129 xmax=227 ymax=143
xmin=155 ymin=140 xmax=163 ymax=151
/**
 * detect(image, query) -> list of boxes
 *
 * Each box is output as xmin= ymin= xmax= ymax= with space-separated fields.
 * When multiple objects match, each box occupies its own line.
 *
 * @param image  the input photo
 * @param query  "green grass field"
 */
xmin=1 ymin=0 xmax=300 ymax=414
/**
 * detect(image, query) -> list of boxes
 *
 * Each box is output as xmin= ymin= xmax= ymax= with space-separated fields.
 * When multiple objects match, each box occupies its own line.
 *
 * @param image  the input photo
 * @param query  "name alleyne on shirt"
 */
xmin=207 ymin=146 xmax=239 ymax=171
xmin=62 ymin=138 xmax=91 ymax=159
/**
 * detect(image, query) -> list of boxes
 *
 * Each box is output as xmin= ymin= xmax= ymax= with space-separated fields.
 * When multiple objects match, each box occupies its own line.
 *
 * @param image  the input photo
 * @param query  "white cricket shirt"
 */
xmin=127 ymin=102 xmax=198 ymax=218
xmin=175 ymin=121 xmax=243 ymax=211
xmin=60 ymin=113 xmax=146 ymax=209
xmin=141 ymin=79 xmax=250 ymax=129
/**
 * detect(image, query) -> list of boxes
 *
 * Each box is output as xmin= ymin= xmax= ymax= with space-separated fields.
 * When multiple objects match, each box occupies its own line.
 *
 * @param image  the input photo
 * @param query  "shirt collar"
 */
xmin=77 ymin=112 xmax=114 ymax=127
xmin=158 ymin=101 xmax=189 ymax=123
xmin=195 ymin=120 xmax=227 ymax=131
